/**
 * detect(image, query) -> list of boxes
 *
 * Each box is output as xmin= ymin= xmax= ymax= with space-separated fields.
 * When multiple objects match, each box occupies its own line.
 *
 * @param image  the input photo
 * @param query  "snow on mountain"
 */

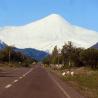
xmin=0 ymin=14 xmax=98 ymax=52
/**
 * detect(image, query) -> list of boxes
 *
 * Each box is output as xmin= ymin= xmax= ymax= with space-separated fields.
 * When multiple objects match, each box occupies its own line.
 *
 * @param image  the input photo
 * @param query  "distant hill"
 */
xmin=91 ymin=43 xmax=98 ymax=49
xmin=0 ymin=40 xmax=7 ymax=49
xmin=0 ymin=40 xmax=48 ymax=61
xmin=15 ymin=48 xmax=48 ymax=61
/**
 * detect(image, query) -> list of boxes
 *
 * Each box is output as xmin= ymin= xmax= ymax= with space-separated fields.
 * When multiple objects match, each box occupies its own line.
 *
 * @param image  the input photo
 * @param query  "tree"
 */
xmin=61 ymin=41 xmax=74 ymax=67
xmin=0 ymin=46 xmax=34 ymax=67
xmin=0 ymin=46 xmax=14 ymax=63
xmin=80 ymin=48 xmax=98 ymax=68
xmin=61 ymin=41 xmax=85 ymax=67
xmin=43 ymin=55 xmax=50 ymax=65
xmin=43 ymin=41 xmax=98 ymax=69
xmin=51 ymin=46 xmax=58 ymax=64
xmin=70 ymin=48 xmax=84 ymax=67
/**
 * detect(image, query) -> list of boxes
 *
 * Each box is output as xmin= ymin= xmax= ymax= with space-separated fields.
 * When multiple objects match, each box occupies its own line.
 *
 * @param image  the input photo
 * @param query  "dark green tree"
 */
xmin=80 ymin=48 xmax=98 ymax=68
xmin=51 ymin=46 xmax=58 ymax=64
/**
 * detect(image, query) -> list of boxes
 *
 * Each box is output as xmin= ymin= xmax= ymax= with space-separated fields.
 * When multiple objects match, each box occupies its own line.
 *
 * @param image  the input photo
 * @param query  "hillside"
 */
xmin=91 ymin=42 xmax=98 ymax=49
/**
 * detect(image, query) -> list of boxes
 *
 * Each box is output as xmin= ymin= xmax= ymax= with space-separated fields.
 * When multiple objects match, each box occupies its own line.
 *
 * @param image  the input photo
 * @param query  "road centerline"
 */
xmin=5 ymin=84 xmax=12 ymax=89
xmin=4 ymin=68 xmax=33 ymax=89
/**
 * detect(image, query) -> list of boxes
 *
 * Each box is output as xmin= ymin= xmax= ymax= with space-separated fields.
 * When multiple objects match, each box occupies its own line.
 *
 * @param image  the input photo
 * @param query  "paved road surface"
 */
xmin=0 ymin=65 xmax=84 ymax=98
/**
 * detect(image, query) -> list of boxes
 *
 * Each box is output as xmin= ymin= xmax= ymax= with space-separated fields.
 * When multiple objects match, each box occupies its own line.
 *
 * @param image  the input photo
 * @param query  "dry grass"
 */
xmin=62 ymin=67 xmax=98 ymax=98
xmin=45 ymin=65 xmax=98 ymax=98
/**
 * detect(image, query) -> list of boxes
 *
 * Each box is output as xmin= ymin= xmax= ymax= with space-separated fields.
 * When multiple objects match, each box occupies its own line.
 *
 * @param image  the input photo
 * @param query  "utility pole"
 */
xmin=8 ymin=50 xmax=11 ymax=65
xmin=58 ymin=48 xmax=61 ymax=66
xmin=69 ymin=60 xmax=71 ymax=71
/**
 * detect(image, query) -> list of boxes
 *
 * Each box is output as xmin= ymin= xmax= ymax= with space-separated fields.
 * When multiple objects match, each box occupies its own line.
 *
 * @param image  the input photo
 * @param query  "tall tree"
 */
xmin=51 ymin=46 xmax=58 ymax=64
xmin=80 ymin=48 xmax=98 ymax=68
xmin=61 ymin=41 xmax=74 ymax=66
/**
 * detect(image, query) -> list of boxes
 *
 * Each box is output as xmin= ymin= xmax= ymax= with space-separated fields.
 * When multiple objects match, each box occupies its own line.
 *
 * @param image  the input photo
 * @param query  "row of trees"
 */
xmin=43 ymin=41 xmax=98 ymax=69
xmin=0 ymin=46 xmax=35 ymax=67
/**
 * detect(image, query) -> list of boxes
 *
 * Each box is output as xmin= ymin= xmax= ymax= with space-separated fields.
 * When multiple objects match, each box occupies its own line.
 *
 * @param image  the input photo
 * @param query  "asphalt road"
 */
xmin=0 ymin=65 xmax=84 ymax=98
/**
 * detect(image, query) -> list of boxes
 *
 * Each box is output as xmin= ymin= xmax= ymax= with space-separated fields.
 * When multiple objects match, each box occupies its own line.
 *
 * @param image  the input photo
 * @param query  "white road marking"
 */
xmin=23 ymin=74 xmax=26 ymax=77
xmin=19 ymin=76 xmax=23 ymax=79
xmin=48 ymin=73 xmax=71 ymax=98
xmin=13 ymin=79 xmax=18 ymax=83
xmin=4 ymin=68 xmax=33 ymax=89
xmin=5 ymin=84 xmax=12 ymax=88
xmin=22 ymin=68 xmax=33 ymax=77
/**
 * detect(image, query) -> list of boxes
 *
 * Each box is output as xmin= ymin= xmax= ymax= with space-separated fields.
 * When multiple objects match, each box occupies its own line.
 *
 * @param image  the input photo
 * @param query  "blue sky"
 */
xmin=0 ymin=0 xmax=98 ymax=31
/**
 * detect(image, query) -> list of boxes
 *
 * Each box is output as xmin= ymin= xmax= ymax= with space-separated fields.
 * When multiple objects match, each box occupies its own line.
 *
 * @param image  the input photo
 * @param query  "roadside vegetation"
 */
xmin=43 ymin=41 xmax=98 ymax=69
xmin=62 ymin=68 xmax=98 ymax=98
xmin=0 ymin=46 xmax=35 ymax=67
xmin=43 ymin=41 xmax=98 ymax=98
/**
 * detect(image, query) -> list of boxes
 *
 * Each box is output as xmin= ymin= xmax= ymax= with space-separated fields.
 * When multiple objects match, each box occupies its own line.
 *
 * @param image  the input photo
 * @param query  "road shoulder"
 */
xmin=46 ymin=68 xmax=85 ymax=98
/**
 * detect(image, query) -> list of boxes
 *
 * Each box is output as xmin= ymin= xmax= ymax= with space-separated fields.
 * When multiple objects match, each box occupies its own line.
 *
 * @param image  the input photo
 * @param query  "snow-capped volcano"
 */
xmin=0 ymin=14 xmax=98 ymax=52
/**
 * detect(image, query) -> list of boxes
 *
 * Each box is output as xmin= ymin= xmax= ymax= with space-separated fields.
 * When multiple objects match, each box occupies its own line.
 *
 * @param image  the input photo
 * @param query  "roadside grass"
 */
xmin=0 ymin=62 xmax=19 ymax=67
xmin=44 ymin=65 xmax=98 ymax=98
xmin=0 ymin=62 xmax=31 ymax=68
xmin=62 ymin=68 xmax=98 ymax=98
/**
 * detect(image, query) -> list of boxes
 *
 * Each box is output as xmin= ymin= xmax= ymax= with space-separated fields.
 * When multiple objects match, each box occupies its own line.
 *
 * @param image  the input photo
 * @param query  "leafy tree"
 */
xmin=43 ymin=41 xmax=98 ymax=69
xmin=61 ymin=41 xmax=74 ymax=66
xmin=0 ymin=46 xmax=34 ymax=67
xmin=70 ymin=48 xmax=84 ymax=67
xmin=0 ymin=46 xmax=14 ymax=63
xmin=43 ymin=55 xmax=50 ymax=65
xmin=61 ymin=41 xmax=84 ymax=67
xmin=80 ymin=48 xmax=98 ymax=68
xmin=51 ymin=46 xmax=58 ymax=64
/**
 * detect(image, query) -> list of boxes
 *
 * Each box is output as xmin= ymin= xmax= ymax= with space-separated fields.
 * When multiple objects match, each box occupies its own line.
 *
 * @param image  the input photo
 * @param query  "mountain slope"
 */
xmin=0 ymin=14 xmax=98 ymax=52
xmin=15 ymin=48 xmax=48 ymax=61
xmin=0 ymin=40 xmax=48 ymax=61
xmin=0 ymin=40 xmax=7 ymax=49
xmin=91 ymin=43 xmax=98 ymax=49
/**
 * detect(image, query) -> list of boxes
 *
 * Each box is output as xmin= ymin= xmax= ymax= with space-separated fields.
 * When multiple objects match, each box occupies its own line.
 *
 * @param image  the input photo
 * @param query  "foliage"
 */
xmin=51 ymin=46 xmax=58 ymax=64
xmin=43 ymin=41 xmax=98 ymax=69
xmin=63 ymin=70 xmax=98 ymax=98
xmin=80 ymin=48 xmax=98 ymax=68
xmin=43 ymin=55 xmax=50 ymax=64
xmin=0 ymin=46 xmax=34 ymax=67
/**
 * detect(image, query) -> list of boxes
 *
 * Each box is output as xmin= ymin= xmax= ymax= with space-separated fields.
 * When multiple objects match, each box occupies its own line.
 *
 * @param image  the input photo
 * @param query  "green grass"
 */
xmin=63 ymin=70 xmax=98 ymax=98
